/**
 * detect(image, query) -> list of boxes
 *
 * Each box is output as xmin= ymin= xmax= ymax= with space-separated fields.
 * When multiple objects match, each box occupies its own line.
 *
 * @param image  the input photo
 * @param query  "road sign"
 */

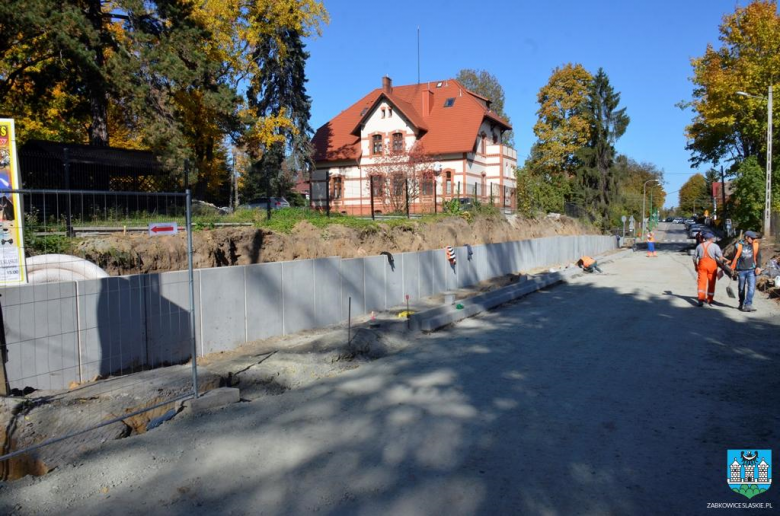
xmin=621 ymin=215 xmax=627 ymax=222
xmin=148 ymin=222 xmax=179 ymax=236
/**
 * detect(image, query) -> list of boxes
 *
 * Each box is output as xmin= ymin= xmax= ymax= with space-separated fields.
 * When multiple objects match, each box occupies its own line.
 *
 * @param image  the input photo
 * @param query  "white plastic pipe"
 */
xmin=26 ymin=254 xmax=109 ymax=283
xmin=27 ymin=268 xmax=86 ymax=283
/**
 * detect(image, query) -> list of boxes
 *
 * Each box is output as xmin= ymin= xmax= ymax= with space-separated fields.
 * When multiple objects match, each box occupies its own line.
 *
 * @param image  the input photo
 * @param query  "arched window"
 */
xmin=421 ymin=172 xmax=435 ymax=196
xmin=330 ymin=176 xmax=343 ymax=200
xmin=370 ymin=174 xmax=384 ymax=197
xmin=392 ymin=133 xmax=404 ymax=153
xmin=372 ymin=134 xmax=383 ymax=155
xmin=444 ymin=170 xmax=453 ymax=195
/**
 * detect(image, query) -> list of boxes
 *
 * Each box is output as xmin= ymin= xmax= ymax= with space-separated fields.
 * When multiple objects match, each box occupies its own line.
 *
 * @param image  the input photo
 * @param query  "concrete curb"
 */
xmin=411 ymin=249 xmax=631 ymax=333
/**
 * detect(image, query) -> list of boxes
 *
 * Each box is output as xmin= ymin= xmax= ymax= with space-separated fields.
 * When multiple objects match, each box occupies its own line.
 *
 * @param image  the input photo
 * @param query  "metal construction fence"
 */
xmin=0 ymin=188 xmax=612 ymax=476
xmin=0 ymin=189 xmax=198 ymax=478
xmin=316 ymin=176 xmax=516 ymax=217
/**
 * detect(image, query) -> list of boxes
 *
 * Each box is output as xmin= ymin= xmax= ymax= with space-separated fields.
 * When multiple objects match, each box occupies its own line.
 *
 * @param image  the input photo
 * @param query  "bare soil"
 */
xmin=72 ymin=214 xmax=597 ymax=276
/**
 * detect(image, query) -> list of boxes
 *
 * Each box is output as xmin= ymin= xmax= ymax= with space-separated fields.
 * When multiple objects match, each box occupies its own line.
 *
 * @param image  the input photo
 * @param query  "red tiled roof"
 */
xmin=312 ymin=79 xmax=511 ymax=163
xmin=350 ymin=92 xmax=429 ymax=135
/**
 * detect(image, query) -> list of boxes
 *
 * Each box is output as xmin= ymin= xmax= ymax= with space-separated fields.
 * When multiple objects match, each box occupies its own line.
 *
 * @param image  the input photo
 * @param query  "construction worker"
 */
xmin=578 ymin=256 xmax=602 ymax=273
xmin=693 ymin=231 xmax=725 ymax=307
xmin=646 ymin=231 xmax=657 ymax=257
xmin=730 ymin=230 xmax=762 ymax=312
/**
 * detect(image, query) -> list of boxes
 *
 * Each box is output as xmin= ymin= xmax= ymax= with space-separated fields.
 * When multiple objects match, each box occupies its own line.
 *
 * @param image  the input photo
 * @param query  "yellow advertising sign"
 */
xmin=0 ymin=119 xmax=26 ymax=284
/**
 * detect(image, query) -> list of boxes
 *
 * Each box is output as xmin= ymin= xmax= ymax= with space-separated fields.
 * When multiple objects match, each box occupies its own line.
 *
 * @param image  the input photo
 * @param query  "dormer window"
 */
xmin=392 ymin=133 xmax=403 ymax=153
xmin=372 ymin=134 xmax=383 ymax=154
xmin=444 ymin=98 xmax=455 ymax=108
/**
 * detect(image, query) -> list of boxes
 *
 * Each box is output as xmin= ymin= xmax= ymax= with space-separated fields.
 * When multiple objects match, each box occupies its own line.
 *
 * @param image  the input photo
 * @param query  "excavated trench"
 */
xmin=0 ymin=326 xmax=402 ymax=481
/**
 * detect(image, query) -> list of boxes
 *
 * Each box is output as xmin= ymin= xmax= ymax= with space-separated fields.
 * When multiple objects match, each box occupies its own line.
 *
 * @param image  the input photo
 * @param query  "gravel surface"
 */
xmin=1 ymin=247 xmax=778 ymax=515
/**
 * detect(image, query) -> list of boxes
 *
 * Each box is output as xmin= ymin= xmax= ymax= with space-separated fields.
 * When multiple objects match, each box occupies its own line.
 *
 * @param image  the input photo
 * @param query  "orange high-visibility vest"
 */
xmin=730 ymin=240 xmax=760 ymax=270
xmin=581 ymin=256 xmax=595 ymax=268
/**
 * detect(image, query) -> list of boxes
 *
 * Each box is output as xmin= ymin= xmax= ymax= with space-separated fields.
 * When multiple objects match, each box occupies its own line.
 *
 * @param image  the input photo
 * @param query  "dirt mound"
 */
xmin=72 ymin=214 xmax=597 ymax=276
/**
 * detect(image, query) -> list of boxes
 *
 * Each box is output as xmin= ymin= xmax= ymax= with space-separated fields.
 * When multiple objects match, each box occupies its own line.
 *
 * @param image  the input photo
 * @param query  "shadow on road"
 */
xmin=2 ymin=272 xmax=778 ymax=515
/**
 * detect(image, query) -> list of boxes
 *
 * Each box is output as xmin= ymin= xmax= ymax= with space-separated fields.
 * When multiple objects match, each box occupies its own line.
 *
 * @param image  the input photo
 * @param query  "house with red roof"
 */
xmin=311 ymin=76 xmax=517 ymax=215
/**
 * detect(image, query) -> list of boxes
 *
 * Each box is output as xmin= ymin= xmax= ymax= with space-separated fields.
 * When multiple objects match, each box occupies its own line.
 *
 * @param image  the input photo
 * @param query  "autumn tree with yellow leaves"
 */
xmin=0 ymin=0 xmax=328 ymax=204
xmin=685 ymin=0 xmax=779 ymax=167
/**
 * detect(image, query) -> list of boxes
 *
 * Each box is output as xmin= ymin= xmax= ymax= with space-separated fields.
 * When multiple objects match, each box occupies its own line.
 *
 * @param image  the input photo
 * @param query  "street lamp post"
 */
xmin=736 ymin=85 xmax=773 ymax=237
xmin=642 ymin=179 xmax=659 ymax=239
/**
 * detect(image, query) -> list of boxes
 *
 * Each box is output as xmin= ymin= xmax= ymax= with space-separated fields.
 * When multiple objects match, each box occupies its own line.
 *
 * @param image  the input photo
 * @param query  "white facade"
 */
xmin=313 ymin=84 xmax=517 ymax=215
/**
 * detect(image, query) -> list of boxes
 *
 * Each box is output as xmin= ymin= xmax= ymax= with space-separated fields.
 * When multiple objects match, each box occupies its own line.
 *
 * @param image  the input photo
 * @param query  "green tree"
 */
xmin=611 ymin=156 xmax=666 ymax=225
xmin=683 ymin=0 xmax=780 ymax=167
xmin=730 ymin=156 xmax=780 ymax=230
xmin=679 ymin=174 xmax=709 ymax=215
xmin=575 ymin=68 xmax=630 ymax=226
xmin=246 ymin=18 xmax=316 ymax=199
xmin=530 ymin=63 xmax=593 ymax=176
xmin=0 ymin=0 xmax=327 ymax=205
xmin=456 ymin=68 xmax=513 ymax=146
xmin=515 ymin=161 xmax=570 ymax=216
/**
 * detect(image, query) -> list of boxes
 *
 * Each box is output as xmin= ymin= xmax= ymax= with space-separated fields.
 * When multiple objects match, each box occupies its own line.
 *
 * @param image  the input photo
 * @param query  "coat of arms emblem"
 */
xmin=727 ymin=449 xmax=772 ymax=499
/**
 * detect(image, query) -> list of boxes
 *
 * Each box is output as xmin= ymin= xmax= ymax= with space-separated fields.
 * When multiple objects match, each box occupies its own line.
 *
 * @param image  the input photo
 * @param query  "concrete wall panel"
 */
xmin=455 ymin=247 xmax=476 ymax=288
xmin=245 ymin=263 xmax=283 ymax=341
xmin=402 ymin=253 xmax=420 ymax=302
xmin=78 ymin=276 xmax=146 ymax=381
xmin=418 ymin=251 xmax=435 ymax=298
xmin=2 ymin=282 xmax=79 ymax=390
xmin=145 ymin=270 xmax=196 ymax=367
xmin=341 ymin=258 xmax=365 ymax=319
xmin=314 ymin=258 xmax=342 ymax=327
xmin=386 ymin=254 xmax=405 ymax=308
xmin=200 ymin=266 xmax=246 ymax=354
xmin=282 ymin=260 xmax=316 ymax=335
xmin=364 ymin=255 xmax=386 ymax=313
xmin=430 ymin=250 xmax=448 ymax=295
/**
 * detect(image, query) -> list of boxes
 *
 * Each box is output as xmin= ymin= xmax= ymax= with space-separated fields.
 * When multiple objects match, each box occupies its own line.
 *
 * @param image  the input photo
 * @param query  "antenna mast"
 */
xmin=417 ymin=26 xmax=420 ymax=84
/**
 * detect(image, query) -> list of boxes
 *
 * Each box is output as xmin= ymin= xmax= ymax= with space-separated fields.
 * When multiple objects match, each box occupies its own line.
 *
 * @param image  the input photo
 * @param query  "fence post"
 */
xmin=433 ymin=177 xmax=437 ymax=214
xmin=0 ymin=295 xmax=9 ymax=396
xmin=63 ymin=148 xmax=74 ymax=237
xmin=369 ymin=175 xmax=375 ymax=220
xmin=185 ymin=189 xmax=199 ymax=398
xmin=325 ymin=170 xmax=330 ymax=218
xmin=405 ymin=177 xmax=410 ymax=219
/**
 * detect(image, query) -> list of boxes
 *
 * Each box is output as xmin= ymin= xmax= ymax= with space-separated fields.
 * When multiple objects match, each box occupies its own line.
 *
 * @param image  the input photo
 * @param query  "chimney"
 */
xmin=382 ymin=76 xmax=393 ymax=94
xmin=422 ymin=87 xmax=434 ymax=116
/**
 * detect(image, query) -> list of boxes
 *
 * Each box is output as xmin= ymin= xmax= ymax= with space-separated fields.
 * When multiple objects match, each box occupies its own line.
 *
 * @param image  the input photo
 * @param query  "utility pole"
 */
xmin=765 ymin=84 xmax=772 ymax=237
xmin=721 ymin=166 xmax=727 ymax=221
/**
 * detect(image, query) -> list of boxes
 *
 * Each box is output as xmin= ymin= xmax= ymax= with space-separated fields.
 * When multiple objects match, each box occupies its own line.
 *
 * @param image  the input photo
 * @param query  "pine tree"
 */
xmin=246 ymin=26 xmax=314 ymax=199
xmin=576 ymin=69 xmax=630 ymax=225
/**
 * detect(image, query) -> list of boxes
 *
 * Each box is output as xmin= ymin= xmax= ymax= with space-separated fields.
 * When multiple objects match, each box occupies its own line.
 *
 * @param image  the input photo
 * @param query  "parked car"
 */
xmin=688 ymin=224 xmax=706 ymax=238
xmin=665 ymin=217 xmax=674 ymax=222
xmin=458 ymin=197 xmax=476 ymax=211
xmin=673 ymin=217 xmax=685 ymax=224
xmin=243 ymin=197 xmax=290 ymax=210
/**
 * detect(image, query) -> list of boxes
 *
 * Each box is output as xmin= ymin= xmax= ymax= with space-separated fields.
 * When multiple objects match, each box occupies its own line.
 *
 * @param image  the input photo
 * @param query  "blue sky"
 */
xmin=305 ymin=0 xmax=751 ymax=208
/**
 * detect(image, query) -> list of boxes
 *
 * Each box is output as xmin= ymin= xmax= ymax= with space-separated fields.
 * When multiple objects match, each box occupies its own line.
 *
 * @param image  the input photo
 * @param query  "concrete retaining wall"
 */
xmin=2 ymin=235 xmax=616 ymax=390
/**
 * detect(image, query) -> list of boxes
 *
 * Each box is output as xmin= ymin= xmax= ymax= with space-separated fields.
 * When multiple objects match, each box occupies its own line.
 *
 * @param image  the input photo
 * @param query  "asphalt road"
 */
xmin=653 ymin=221 xmax=692 ymax=243
xmin=2 ymin=249 xmax=778 ymax=515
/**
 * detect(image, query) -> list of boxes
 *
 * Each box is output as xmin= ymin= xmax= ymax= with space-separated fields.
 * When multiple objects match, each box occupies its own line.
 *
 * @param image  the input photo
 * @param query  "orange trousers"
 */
xmin=697 ymin=259 xmax=717 ymax=302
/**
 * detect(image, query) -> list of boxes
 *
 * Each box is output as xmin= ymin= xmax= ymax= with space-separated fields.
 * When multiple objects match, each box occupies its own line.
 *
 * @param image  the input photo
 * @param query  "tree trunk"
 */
xmin=86 ymin=0 xmax=109 ymax=147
